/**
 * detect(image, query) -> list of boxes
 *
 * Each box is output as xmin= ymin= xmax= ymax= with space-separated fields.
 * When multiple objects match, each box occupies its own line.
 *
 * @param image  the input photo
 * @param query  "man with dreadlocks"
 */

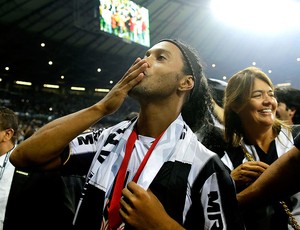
xmin=10 ymin=39 xmax=244 ymax=230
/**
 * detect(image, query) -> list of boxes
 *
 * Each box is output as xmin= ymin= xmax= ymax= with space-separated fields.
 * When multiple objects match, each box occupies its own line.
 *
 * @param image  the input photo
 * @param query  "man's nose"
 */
xmin=143 ymin=56 xmax=151 ymax=66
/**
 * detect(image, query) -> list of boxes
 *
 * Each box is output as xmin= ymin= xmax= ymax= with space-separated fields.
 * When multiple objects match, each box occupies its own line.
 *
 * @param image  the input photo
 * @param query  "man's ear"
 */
xmin=178 ymin=75 xmax=194 ymax=92
xmin=3 ymin=129 xmax=14 ymax=142
xmin=289 ymin=107 xmax=297 ymax=118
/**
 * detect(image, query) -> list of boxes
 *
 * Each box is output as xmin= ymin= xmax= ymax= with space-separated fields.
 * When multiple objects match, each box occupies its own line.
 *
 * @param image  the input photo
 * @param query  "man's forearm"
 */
xmin=10 ymin=103 xmax=107 ymax=169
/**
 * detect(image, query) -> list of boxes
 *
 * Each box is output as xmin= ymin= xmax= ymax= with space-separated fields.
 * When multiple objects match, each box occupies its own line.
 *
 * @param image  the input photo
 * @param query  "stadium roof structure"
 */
xmin=1 ymin=0 xmax=300 ymax=90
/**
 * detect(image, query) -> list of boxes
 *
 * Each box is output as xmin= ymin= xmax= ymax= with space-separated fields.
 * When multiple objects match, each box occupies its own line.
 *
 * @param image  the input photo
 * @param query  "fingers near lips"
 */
xmin=124 ymin=64 xmax=148 ymax=89
xmin=129 ymin=61 xmax=148 ymax=80
xmin=121 ymin=58 xmax=147 ymax=80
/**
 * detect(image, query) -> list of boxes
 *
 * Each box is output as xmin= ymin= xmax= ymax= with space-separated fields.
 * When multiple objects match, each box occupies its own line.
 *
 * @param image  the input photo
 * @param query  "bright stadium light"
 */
xmin=43 ymin=84 xmax=59 ymax=89
xmin=210 ymin=0 xmax=300 ymax=33
xmin=15 ymin=81 xmax=32 ymax=86
xmin=95 ymin=88 xmax=110 ymax=93
xmin=71 ymin=86 xmax=85 ymax=91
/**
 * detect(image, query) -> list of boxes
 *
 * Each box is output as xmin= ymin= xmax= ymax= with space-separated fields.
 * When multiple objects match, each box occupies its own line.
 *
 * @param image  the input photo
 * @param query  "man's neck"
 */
xmin=135 ymin=94 xmax=184 ymax=137
xmin=136 ymin=108 xmax=180 ymax=138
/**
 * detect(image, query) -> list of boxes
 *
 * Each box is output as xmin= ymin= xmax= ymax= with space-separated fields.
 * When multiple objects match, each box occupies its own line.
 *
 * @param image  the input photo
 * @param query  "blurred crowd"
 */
xmin=0 ymin=87 xmax=139 ymax=142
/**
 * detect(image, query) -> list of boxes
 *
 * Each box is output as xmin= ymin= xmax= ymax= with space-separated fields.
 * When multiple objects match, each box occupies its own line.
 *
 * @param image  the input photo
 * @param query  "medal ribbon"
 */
xmin=108 ymin=128 xmax=165 ymax=229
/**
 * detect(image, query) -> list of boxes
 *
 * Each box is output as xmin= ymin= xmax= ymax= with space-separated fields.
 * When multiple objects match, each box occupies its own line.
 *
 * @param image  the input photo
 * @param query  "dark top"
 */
xmin=4 ymin=169 xmax=84 ymax=230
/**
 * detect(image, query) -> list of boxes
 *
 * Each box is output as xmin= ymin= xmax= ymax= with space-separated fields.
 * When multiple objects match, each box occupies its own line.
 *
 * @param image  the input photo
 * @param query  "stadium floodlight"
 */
xmin=210 ymin=0 xmax=300 ymax=33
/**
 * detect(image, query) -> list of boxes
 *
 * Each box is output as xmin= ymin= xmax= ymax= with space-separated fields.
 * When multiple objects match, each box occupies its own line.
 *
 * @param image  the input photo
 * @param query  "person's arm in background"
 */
xmin=10 ymin=58 xmax=147 ymax=171
xmin=237 ymin=133 xmax=300 ymax=207
xmin=211 ymin=99 xmax=224 ymax=124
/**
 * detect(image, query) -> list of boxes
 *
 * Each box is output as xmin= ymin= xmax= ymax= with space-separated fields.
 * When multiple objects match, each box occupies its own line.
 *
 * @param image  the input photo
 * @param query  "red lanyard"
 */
xmin=108 ymin=128 xmax=165 ymax=229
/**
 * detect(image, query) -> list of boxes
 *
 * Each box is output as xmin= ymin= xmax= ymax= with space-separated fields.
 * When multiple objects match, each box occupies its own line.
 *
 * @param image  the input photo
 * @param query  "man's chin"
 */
xmin=128 ymin=86 xmax=148 ymax=101
xmin=128 ymin=87 xmax=138 ymax=98
xmin=129 ymin=85 xmax=141 ymax=95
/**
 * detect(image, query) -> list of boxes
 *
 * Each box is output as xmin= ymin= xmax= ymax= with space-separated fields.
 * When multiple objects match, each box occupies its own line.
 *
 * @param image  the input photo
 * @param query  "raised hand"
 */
xmin=98 ymin=58 xmax=148 ymax=116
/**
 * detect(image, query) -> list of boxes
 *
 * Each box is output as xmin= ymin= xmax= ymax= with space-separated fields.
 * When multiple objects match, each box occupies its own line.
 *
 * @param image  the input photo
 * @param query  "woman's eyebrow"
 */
xmin=252 ymin=90 xmax=263 ymax=93
xmin=252 ymin=89 xmax=274 ymax=94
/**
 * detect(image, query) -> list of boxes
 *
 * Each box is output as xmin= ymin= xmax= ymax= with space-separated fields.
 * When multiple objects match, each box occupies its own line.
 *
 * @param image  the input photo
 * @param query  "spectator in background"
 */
xmin=0 ymin=107 xmax=18 ymax=230
xmin=196 ymin=78 xmax=227 ymax=155
xmin=275 ymin=86 xmax=300 ymax=137
xmin=10 ymin=39 xmax=244 ymax=230
xmin=208 ymin=78 xmax=227 ymax=126
xmin=0 ymin=106 xmax=75 ymax=230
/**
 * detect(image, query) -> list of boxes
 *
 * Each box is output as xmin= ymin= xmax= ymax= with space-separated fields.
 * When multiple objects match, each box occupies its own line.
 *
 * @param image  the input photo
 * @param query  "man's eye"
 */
xmin=157 ymin=55 xmax=166 ymax=60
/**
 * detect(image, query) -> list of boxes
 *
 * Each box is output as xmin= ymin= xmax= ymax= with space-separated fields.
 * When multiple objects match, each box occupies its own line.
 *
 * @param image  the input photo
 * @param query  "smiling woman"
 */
xmin=223 ymin=66 xmax=282 ymax=148
xmin=219 ymin=66 xmax=300 ymax=230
